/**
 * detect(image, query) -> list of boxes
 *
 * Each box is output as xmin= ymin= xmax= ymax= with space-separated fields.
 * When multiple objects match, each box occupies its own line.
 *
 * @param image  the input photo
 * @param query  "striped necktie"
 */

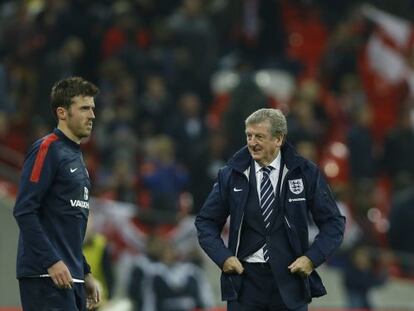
xmin=260 ymin=166 xmax=275 ymax=261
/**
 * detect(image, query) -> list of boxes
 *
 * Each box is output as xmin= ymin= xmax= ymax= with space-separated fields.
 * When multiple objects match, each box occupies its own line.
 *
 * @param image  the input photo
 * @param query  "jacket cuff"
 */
xmin=83 ymin=260 xmax=91 ymax=275
xmin=43 ymin=255 xmax=61 ymax=270
xmin=305 ymin=247 xmax=325 ymax=268
xmin=215 ymin=249 xmax=234 ymax=269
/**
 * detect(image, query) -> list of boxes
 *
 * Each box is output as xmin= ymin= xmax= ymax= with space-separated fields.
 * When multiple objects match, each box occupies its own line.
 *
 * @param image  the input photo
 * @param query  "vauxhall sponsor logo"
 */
xmin=70 ymin=200 xmax=90 ymax=209
xmin=70 ymin=187 xmax=90 ymax=209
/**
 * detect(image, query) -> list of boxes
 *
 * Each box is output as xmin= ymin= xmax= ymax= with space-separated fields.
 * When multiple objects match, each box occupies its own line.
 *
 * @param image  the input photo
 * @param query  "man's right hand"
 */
xmin=222 ymin=256 xmax=244 ymax=274
xmin=47 ymin=260 xmax=73 ymax=289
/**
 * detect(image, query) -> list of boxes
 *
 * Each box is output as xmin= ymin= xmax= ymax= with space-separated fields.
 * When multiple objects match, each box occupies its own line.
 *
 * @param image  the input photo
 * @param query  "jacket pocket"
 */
xmin=309 ymin=270 xmax=327 ymax=297
xmin=303 ymin=276 xmax=312 ymax=303
xmin=221 ymin=273 xmax=242 ymax=301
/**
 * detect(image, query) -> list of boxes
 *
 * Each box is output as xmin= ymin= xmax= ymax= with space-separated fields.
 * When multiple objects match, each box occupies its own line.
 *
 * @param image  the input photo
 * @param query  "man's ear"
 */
xmin=276 ymin=134 xmax=284 ymax=146
xmin=56 ymin=107 xmax=67 ymax=120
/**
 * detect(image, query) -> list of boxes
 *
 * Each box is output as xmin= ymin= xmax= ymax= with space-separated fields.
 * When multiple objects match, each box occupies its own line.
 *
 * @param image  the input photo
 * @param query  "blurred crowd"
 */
xmin=1 ymin=0 xmax=414 ymax=309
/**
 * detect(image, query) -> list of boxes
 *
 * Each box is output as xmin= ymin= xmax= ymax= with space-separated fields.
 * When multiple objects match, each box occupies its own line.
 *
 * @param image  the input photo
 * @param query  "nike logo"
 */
xmin=233 ymin=187 xmax=243 ymax=192
xmin=70 ymin=168 xmax=78 ymax=173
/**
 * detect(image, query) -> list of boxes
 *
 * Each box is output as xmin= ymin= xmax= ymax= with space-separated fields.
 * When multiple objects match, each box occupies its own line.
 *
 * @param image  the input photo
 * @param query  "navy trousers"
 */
xmin=19 ymin=278 xmax=86 ymax=311
xmin=228 ymin=262 xmax=308 ymax=311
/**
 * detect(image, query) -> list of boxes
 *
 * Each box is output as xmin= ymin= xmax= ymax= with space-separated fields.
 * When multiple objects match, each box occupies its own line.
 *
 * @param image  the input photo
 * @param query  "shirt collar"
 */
xmin=53 ymin=128 xmax=81 ymax=150
xmin=254 ymin=151 xmax=281 ymax=174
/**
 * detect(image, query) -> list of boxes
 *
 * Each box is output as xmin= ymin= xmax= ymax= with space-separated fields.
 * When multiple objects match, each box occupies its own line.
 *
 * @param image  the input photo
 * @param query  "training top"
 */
xmin=14 ymin=128 xmax=91 ymax=280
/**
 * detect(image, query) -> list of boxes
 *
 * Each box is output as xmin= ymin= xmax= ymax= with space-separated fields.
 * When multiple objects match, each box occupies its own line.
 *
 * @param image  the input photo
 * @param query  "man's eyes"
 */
xmin=246 ymin=134 xmax=265 ymax=140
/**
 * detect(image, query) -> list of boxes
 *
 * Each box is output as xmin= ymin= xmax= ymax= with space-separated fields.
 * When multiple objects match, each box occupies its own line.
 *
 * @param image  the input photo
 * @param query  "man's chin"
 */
xmin=79 ymin=130 xmax=92 ymax=139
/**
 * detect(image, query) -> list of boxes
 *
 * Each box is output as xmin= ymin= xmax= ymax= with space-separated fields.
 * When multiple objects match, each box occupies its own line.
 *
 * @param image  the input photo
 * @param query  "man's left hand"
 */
xmin=85 ymin=273 xmax=101 ymax=310
xmin=288 ymin=256 xmax=314 ymax=278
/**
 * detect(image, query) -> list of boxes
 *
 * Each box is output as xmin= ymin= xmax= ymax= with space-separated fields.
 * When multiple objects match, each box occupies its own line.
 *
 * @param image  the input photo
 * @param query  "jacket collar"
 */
xmin=227 ymin=142 xmax=304 ymax=173
xmin=53 ymin=128 xmax=81 ymax=150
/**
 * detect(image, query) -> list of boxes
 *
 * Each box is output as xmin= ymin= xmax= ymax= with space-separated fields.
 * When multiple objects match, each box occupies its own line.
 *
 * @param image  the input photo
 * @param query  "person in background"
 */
xmin=83 ymin=215 xmax=115 ymax=307
xmin=13 ymin=77 xmax=101 ymax=311
xmin=342 ymin=241 xmax=388 ymax=310
xmin=128 ymin=234 xmax=214 ymax=311
xmin=195 ymin=108 xmax=345 ymax=311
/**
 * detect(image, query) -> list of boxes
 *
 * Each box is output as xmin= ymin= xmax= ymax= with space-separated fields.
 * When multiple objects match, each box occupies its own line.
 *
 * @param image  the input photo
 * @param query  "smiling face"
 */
xmin=57 ymin=95 xmax=95 ymax=143
xmin=245 ymin=120 xmax=283 ymax=167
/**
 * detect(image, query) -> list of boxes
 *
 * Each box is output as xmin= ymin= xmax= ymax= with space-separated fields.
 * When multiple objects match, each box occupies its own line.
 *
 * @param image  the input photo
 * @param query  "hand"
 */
xmin=288 ymin=256 xmax=314 ymax=278
xmin=222 ymin=256 xmax=244 ymax=274
xmin=85 ymin=273 xmax=101 ymax=310
xmin=47 ymin=260 xmax=73 ymax=289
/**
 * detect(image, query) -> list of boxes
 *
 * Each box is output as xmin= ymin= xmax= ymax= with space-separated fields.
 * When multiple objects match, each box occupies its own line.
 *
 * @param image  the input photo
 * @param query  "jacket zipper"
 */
xmin=235 ymin=169 xmax=249 ymax=257
xmin=281 ymin=165 xmax=293 ymax=229
xmin=235 ymin=212 xmax=244 ymax=257
xmin=284 ymin=216 xmax=291 ymax=228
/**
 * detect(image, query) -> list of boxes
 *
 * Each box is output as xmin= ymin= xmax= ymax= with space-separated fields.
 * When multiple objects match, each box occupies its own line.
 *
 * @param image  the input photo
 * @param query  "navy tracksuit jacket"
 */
xmin=195 ymin=143 xmax=345 ymax=308
xmin=13 ymin=128 xmax=91 ymax=280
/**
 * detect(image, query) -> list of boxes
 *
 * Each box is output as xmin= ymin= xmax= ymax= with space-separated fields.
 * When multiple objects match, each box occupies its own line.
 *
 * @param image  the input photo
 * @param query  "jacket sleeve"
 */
xmin=13 ymin=144 xmax=61 ymax=269
xmin=194 ymin=169 xmax=233 ymax=268
xmin=83 ymin=255 xmax=91 ymax=275
xmin=304 ymin=167 xmax=346 ymax=267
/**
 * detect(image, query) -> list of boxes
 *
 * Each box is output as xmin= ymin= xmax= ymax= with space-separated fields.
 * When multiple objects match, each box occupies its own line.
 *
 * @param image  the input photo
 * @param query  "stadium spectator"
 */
xmin=83 ymin=215 xmax=115 ymax=307
xmin=342 ymin=241 xmax=388 ymax=310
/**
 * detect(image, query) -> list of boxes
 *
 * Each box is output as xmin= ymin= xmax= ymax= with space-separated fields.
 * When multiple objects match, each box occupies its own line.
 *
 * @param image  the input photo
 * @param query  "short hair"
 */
xmin=245 ymin=108 xmax=288 ymax=138
xmin=50 ymin=76 xmax=99 ymax=120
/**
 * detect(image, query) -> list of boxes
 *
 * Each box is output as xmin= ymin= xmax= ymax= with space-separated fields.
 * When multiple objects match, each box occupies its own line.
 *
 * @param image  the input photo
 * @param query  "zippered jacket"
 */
xmin=195 ymin=142 xmax=345 ymax=302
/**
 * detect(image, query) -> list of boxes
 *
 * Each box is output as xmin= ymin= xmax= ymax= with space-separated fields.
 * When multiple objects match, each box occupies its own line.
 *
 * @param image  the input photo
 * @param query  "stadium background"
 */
xmin=0 ymin=0 xmax=414 ymax=310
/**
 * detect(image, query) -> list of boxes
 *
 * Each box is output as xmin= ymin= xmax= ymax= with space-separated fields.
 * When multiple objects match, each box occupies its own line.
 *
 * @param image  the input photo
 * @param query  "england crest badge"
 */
xmin=288 ymin=179 xmax=304 ymax=195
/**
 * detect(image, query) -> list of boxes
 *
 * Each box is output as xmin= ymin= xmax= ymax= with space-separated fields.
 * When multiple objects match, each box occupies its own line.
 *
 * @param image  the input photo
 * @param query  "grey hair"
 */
xmin=245 ymin=108 xmax=288 ymax=138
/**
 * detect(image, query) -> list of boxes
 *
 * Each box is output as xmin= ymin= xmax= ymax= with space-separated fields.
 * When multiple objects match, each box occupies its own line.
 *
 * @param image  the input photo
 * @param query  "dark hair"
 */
xmin=50 ymin=76 xmax=99 ymax=120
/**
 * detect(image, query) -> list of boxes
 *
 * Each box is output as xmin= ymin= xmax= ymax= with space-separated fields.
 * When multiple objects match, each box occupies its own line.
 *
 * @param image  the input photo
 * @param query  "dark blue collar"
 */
xmin=53 ymin=128 xmax=81 ymax=150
